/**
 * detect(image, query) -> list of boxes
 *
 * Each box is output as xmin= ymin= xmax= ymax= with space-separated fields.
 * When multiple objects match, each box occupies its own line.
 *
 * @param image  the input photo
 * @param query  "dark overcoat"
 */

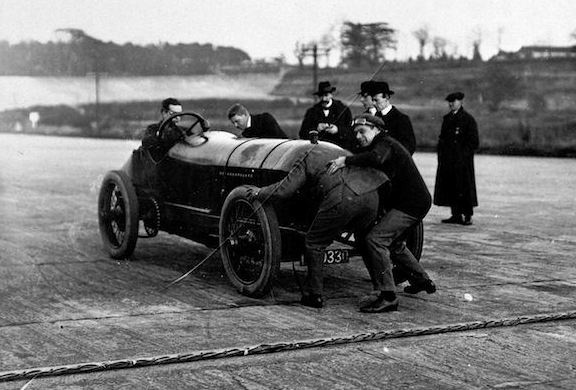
xmin=433 ymin=107 xmax=479 ymax=207
xmin=242 ymin=112 xmax=288 ymax=139
xmin=345 ymin=132 xmax=431 ymax=220
xmin=376 ymin=106 xmax=416 ymax=155
xmin=299 ymin=99 xmax=354 ymax=150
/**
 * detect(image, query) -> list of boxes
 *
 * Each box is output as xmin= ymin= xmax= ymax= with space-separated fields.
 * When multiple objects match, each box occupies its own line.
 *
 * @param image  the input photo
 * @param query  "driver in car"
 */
xmin=142 ymin=97 xmax=185 ymax=160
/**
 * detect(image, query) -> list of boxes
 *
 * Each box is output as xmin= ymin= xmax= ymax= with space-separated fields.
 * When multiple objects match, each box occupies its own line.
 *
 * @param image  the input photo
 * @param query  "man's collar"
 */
xmin=246 ymin=115 xmax=252 ymax=129
xmin=380 ymin=105 xmax=393 ymax=116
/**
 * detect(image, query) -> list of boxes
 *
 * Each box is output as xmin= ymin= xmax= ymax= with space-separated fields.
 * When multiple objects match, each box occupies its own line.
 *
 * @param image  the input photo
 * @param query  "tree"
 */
xmin=340 ymin=21 xmax=396 ymax=67
xmin=413 ymin=26 xmax=430 ymax=61
xmin=481 ymin=64 xmax=521 ymax=111
xmin=471 ymin=26 xmax=483 ymax=62
xmin=432 ymin=36 xmax=448 ymax=59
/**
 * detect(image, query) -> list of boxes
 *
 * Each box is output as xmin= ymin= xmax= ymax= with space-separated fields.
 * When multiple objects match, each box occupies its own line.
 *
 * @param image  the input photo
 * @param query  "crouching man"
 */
xmin=248 ymin=145 xmax=388 ymax=309
xmin=329 ymin=114 xmax=436 ymax=313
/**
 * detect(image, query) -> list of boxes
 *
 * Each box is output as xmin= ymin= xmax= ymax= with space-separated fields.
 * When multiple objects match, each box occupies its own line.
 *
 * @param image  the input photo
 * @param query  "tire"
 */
xmin=98 ymin=170 xmax=139 ymax=259
xmin=219 ymin=186 xmax=281 ymax=297
xmin=393 ymin=220 xmax=424 ymax=284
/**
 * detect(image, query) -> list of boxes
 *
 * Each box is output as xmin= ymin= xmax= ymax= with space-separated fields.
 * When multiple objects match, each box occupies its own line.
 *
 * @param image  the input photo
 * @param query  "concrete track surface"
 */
xmin=1 ymin=134 xmax=575 ymax=389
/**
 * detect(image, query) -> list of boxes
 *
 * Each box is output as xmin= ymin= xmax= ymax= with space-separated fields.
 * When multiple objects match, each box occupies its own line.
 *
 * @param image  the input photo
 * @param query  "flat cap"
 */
xmin=352 ymin=114 xmax=386 ymax=132
xmin=445 ymin=91 xmax=465 ymax=101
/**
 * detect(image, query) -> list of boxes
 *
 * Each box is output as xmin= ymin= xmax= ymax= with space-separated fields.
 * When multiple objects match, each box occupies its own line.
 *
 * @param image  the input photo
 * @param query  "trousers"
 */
xmin=304 ymin=187 xmax=379 ymax=295
xmin=361 ymin=208 xmax=430 ymax=292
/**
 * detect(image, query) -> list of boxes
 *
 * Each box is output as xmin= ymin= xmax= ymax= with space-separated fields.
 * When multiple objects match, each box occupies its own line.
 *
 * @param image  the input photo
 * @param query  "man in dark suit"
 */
xmin=433 ymin=92 xmax=479 ymax=225
xmin=227 ymin=103 xmax=287 ymax=139
xmin=299 ymin=81 xmax=355 ymax=150
xmin=371 ymin=81 xmax=416 ymax=155
xmin=248 ymin=144 xmax=388 ymax=309
xmin=329 ymin=114 xmax=435 ymax=313
xmin=141 ymin=97 xmax=185 ymax=161
xmin=358 ymin=80 xmax=377 ymax=116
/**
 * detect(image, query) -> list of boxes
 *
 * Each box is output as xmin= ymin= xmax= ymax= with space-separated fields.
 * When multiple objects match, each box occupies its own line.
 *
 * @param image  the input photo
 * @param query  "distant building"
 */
xmin=491 ymin=45 xmax=576 ymax=61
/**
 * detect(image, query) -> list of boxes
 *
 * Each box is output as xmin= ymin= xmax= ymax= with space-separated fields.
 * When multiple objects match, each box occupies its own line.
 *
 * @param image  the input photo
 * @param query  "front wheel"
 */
xmin=98 ymin=170 xmax=139 ymax=259
xmin=219 ymin=186 xmax=281 ymax=297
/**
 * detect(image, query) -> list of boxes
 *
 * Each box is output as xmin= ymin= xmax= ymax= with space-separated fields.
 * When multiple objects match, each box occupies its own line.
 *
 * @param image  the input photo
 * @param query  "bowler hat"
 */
xmin=358 ymin=81 xmax=375 ymax=95
xmin=313 ymin=81 xmax=336 ymax=95
xmin=445 ymin=92 xmax=465 ymax=101
xmin=352 ymin=114 xmax=386 ymax=132
xmin=371 ymin=81 xmax=395 ymax=96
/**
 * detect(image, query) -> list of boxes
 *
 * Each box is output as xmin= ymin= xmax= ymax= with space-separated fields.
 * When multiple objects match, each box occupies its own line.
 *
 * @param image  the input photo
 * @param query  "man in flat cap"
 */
xmin=433 ymin=92 xmax=479 ymax=225
xmin=371 ymin=81 xmax=416 ymax=155
xmin=299 ymin=81 xmax=355 ymax=150
xmin=329 ymin=114 xmax=436 ymax=313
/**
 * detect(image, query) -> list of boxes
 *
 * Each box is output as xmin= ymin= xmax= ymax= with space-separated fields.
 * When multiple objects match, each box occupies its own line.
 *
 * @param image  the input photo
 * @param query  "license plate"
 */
xmin=323 ymin=249 xmax=349 ymax=264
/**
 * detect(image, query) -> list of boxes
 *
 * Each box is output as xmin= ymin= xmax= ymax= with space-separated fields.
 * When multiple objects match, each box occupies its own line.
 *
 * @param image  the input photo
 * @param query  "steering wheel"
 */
xmin=157 ymin=112 xmax=210 ymax=143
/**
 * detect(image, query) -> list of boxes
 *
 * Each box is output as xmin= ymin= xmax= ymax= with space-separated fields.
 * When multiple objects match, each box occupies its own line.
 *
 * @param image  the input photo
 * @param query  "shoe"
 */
xmin=360 ymin=294 xmax=399 ymax=313
xmin=300 ymin=294 xmax=323 ymax=308
xmin=403 ymin=279 xmax=437 ymax=294
xmin=358 ymin=291 xmax=380 ymax=310
xmin=441 ymin=215 xmax=463 ymax=224
xmin=462 ymin=216 xmax=473 ymax=225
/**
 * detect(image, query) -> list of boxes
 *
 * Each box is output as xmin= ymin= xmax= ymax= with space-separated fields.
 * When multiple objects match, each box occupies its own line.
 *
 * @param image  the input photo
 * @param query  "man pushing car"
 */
xmin=247 ymin=144 xmax=388 ymax=309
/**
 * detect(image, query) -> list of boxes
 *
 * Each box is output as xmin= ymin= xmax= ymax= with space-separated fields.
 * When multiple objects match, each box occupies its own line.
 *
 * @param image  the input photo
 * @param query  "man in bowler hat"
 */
xmin=433 ymin=92 xmax=479 ymax=225
xmin=371 ymin=81 xmax=416 ymax=155
xmin=358 ymin=80 xmax=377 ymax=116
xmin=299 ymin=81 xmax=355 ymax=150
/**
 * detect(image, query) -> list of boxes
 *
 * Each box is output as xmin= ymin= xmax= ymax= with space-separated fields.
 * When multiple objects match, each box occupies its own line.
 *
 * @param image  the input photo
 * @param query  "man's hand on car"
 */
xmin=246 ymin=187 xmax=261 ymax=203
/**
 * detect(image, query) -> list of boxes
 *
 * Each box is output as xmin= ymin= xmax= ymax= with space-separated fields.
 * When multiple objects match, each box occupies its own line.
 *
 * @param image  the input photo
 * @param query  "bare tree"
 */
xmin=293 ymin=41 xmax=306 ymax=68
xmin=470 ymin=26 xmax=483 ymax=61
xmin=571 ymin=29 xmax=576 ymax=42
xmin=413 ymin=25 xmax=430 ymax=60
xmin=432 ymin=36 xmax=448 ymax=59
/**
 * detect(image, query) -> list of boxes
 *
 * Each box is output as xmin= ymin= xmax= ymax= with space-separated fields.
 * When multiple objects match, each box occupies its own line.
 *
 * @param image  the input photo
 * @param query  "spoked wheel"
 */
xmin=98 ymin=170 xmax=139 ymax=259
xmin=219 ymin=186 xmax=281 ymax=297
xmin=393 ymin=220 xmax=424 ymax=284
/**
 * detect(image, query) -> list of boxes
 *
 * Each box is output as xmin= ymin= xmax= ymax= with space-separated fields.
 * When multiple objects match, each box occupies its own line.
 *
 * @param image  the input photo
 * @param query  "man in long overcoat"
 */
xmin=433 ymin=92 xmax=479 ymax=225
xmin=299 ymin=81 xmax=355 ymax=150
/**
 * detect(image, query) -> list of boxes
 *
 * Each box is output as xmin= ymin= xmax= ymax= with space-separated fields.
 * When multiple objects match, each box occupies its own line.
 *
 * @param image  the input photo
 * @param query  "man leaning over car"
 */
xmin=247 ymin=145 xmax=389 ymax=310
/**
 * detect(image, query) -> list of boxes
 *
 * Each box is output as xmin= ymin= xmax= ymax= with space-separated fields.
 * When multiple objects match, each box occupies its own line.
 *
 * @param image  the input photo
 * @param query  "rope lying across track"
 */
xmin=2 ymin=310 xmax=576 ymax=382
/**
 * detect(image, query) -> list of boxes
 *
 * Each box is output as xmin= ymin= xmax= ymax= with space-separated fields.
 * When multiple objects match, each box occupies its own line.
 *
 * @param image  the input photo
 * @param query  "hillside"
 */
xmin=273 ymin=59 xmax=576 ymax=155
xmin=1 ymin=59 xmax=575 ymax=156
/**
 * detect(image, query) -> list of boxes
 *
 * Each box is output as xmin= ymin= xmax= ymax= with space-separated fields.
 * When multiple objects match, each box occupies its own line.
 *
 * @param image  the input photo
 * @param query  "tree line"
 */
xmin=0 ymin=29 xmax=251 ymax=76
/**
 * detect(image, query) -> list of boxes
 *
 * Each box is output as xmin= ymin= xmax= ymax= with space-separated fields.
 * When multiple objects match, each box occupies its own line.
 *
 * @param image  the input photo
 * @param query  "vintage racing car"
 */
xmin=98 ymin=112 xmax=424 ymax=297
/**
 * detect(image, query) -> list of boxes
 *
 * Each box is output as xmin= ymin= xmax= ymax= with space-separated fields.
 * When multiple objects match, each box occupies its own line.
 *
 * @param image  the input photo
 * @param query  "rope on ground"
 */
xmin=2 ymin=310 xmax=576 ymax=382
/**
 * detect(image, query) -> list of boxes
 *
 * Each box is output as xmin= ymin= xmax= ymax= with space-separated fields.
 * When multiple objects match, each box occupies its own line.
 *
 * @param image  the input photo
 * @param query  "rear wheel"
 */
xmin=98 ymin=170 xmax=139 ymax=259
xmin=219 ymin=186 xmax=281 ymax=297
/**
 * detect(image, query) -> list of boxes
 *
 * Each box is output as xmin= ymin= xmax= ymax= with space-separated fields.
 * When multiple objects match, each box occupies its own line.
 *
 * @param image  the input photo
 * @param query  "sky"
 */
xmin=1 ymin=0 xmax=575 ymax=64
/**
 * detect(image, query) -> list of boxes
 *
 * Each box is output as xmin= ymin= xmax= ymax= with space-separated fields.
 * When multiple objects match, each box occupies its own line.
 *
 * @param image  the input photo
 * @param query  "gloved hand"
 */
xmin=246 ymin=187 xmax=260 ymax=203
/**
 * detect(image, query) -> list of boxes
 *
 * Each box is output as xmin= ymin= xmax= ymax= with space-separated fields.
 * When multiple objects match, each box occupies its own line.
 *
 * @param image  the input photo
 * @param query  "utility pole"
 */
xmin=94 ymin=70 xmax=100 ymax=135
xmin=300 ymin=43 xmax=331 ymax=93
